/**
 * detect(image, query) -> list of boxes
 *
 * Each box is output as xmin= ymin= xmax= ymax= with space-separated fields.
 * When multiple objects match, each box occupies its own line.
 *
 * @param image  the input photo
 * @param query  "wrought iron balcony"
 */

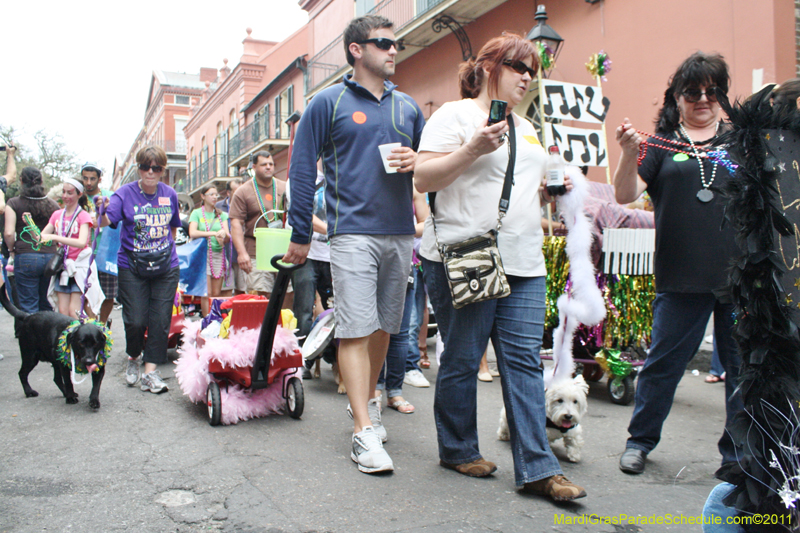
xmin=227 ymin=112 xmax=292 ymax=163
xmin=180 ymin=154 xmax=229 ymax=194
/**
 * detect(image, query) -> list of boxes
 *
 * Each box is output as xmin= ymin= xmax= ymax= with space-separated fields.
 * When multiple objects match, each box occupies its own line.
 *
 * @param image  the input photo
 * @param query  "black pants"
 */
xmin=118 ymin=267 xmax=180 ymax=365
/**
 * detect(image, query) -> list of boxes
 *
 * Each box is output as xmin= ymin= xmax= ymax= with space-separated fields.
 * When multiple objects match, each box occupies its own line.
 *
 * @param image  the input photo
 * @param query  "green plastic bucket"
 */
xmin=254 ymin=227 xmax=291 ymax=271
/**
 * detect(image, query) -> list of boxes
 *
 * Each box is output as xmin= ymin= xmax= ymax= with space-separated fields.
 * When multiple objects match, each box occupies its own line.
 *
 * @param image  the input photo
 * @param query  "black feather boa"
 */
xmin=716 ymin=84 xmax=800 ymax=531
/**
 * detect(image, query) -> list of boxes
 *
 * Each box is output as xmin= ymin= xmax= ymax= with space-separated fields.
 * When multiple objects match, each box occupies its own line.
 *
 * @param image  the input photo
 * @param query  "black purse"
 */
xmin=43 ymin=252 xmax=65 ymax=278
xmin=126 ymin=247 xmax=172 ymax=279
xmin=44 ymin=207 xmax=81 ymax=278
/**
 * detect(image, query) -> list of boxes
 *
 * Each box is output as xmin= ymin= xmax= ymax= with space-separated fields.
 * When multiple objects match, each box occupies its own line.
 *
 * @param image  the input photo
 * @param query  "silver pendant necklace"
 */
xmin=679 ymin=123 xmax=717 ymax=203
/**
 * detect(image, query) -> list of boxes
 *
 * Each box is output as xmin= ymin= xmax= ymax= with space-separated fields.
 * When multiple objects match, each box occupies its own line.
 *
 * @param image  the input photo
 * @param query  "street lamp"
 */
xmin=526 ymin=4 xmax=564 ymax=73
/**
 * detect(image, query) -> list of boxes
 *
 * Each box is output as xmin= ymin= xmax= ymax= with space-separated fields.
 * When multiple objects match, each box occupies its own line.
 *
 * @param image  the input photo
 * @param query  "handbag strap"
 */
xmin=430 ymin=114 xmax=517 ymax=247
xmin=58 ymin=206 xmax=83 ymax=257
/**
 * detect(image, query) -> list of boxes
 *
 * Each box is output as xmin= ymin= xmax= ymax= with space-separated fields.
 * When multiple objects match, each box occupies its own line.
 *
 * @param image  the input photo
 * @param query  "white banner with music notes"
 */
xmin=544 ymin=124 xmax=608 ymax=167
xmin=541 ymin=80 xmax=610 ymax=125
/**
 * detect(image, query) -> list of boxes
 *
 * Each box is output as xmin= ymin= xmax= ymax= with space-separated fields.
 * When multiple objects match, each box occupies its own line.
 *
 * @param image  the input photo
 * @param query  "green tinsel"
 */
xmin=596 ymin=348 xmax=633 ymax=378
xmin=536 ymin=42 xmax=554 ymax=71
xmin=55 ymin=319 xmax=113 ymax=373
xmin=543 ymin=236 xmax=656 ymax=350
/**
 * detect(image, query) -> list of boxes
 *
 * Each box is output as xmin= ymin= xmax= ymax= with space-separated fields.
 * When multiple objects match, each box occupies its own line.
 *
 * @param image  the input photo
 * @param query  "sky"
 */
xmin=1 ymin=0 xmax=309 ymax=188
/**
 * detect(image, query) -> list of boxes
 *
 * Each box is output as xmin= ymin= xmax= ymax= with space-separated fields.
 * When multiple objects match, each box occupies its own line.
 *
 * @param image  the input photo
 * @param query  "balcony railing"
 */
xmin=179 ymin=154 xmax=228 ymax=193
xmin=149 ymin=139 xmax=187 ymax=154
xmin=228 ymin=112 xmax=292 ymax=160
xmin=306 ymin=0 xmax=447 ymax=94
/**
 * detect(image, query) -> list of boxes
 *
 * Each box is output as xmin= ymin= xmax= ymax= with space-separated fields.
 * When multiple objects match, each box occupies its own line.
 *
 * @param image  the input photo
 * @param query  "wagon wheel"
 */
xmin=286 ymin=377 xmax=304 ymax=419
xmin=207 ymin=382 xmax=222 ymax=426
xmin=607 ymin=375 xmax=635 ymax=405
xmin=582 ymin=365 xmax=606 ymax=382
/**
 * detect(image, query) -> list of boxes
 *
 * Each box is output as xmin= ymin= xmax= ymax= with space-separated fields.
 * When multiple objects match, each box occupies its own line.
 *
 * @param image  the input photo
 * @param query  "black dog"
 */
xmin=0 ymin=285 xmax=108 ymax=408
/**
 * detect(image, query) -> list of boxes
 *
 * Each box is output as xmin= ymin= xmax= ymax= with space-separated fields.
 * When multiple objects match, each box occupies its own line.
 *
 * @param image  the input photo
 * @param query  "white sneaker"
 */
xmin=346 ymin=398 xmax=387 ymax=443
xmin=404 ymin=369 xmax=430 ymax=388
xmin=351 ymin=426 xmax=394 ymax=473
xmin=125 ymin=357 xmax=140 ymax=386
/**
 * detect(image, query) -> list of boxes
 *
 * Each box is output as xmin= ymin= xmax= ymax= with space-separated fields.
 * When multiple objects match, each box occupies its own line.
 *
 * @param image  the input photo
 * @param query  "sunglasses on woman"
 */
xmin=138 ymin=163 xmax=164 ymax=173
xmin=682 ymin=87 xmax=720 ymax=103
xmin=357 ymin=38 xmax=399 ymax=51
xmin=502 ymin=59 xmax=536 ymax=78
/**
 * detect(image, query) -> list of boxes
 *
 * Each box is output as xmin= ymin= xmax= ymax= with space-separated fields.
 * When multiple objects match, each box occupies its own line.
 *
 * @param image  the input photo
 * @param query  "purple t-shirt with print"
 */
xmin=106 ymin=181 xmax=182 ymax=270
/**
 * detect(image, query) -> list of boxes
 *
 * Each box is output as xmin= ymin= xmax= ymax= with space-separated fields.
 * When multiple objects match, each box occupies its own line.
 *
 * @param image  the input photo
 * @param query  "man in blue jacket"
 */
xmin=284 ymin=14 xmax=425 ymax=474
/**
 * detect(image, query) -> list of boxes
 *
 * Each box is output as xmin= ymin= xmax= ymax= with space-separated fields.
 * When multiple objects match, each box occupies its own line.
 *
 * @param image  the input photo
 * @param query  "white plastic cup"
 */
xmin=378 ymin=143 xmax=402 ymax=174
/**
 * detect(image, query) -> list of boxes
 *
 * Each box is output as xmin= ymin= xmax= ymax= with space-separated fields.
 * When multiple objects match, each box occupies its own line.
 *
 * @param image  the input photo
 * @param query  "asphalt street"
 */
xmin=0 ymin=307 xmax=727 ymax=533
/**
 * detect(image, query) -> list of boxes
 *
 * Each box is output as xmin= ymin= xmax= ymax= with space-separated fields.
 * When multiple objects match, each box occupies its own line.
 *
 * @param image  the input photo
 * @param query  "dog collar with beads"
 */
xmin=546 ymin=417 xmax=577 ymax=434
xmin=55 ymin=319 xmax=113 ymax=374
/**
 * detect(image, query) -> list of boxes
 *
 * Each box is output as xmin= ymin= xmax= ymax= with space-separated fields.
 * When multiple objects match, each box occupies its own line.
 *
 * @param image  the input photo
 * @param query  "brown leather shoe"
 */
xmin=521 ymin=475 xmax=587 ymax=501
xmin=440 ymin=458 xmax=497 ymax=477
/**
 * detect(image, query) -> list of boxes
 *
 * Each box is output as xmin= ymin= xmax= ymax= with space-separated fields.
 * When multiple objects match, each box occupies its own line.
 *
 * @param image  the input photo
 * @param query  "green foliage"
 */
xmin=0 ymin=124 xmax=80 ymax=198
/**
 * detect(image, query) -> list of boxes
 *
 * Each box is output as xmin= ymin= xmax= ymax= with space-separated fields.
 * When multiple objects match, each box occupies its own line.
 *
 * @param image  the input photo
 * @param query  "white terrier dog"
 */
xmin=497 ymin=375 xmax=589 ymax=462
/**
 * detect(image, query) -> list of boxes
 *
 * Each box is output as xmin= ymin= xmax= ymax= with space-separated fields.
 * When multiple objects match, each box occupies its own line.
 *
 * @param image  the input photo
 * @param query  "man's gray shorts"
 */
xmin=329 ymin=234 xmax=413 ymax=339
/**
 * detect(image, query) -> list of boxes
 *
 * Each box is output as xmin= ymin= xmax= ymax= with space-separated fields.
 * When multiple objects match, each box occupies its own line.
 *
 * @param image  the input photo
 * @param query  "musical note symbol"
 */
xmin=543 ymin=85 xmax=568 ymax=117
xmin=550 ymin=124 xmax=563 ymax=147
xmin=584 ymin=86 xmax=611 ymax=122
xmin=570 ymin=87 xmax=584 ymax=119
xmin=563 ymin=134 xmax=591 ymax=164
xmin=589 ymin=133 xmax=606 ymax=166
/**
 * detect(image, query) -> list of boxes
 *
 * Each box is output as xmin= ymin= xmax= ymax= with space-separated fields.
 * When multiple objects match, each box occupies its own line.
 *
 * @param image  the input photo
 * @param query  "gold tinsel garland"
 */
xmin=543 ymin=235 xmax=655 ymax=350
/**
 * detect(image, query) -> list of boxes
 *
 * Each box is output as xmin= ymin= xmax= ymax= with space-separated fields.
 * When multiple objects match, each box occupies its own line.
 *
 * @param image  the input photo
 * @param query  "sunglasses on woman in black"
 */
xmin=681 ymin=87 xmax=721 ymax=103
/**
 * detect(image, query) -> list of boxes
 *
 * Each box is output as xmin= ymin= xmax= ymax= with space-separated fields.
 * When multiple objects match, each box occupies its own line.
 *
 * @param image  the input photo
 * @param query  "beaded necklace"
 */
xmin=252 ymin=178 xmax=277 ymax=224
xmin=679 ymin=123 xmax=718 ymax=203
xmin=200 ymin=206 xmax=225 ymax=279
xmin=634 ymin=125 xmax=738 ymax=203
xmin=138 ymin=180 xmax=158 ymax=201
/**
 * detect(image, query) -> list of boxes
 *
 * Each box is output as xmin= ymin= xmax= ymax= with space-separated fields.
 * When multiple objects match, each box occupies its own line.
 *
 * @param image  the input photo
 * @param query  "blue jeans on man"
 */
xmin=626 ymin=292 xmax=743 ymax=464
xmin=423 ymin=258 xmax=562 ymax=486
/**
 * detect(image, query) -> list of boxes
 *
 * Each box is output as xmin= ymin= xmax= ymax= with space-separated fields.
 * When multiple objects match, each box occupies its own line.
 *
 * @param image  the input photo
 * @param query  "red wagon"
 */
xmin=202 ymin=256 xmax=304 ymax=425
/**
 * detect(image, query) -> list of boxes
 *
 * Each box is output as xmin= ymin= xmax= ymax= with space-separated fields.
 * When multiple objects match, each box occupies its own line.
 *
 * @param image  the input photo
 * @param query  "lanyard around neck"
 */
xmin=252 ymin=178 xmax=277 ymax=224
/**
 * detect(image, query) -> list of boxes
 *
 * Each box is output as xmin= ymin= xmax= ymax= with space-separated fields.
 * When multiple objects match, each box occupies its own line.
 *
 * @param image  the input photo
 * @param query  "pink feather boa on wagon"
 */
xmin=175 ymin=320 xmax=302 ymax=425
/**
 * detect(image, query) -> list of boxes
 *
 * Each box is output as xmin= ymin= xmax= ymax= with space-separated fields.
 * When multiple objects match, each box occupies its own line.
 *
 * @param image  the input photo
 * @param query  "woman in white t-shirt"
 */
xmin=414 ymin=33 xmax=583 ymax=502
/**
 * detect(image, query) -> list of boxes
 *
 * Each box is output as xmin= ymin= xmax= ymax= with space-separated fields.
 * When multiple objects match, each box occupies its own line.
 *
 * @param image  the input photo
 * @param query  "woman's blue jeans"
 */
xmin=378 ymin=278 xmax=414 ymax=397
xmin=626 ymin=292 xmax=743 ymax=464
xmin=406 ymin=266 xmax=425 ymax=372
xmin=14 ymin=252 xmax=56 ymax=314
xmin=423 ymin=258 xmax=562 ymax=486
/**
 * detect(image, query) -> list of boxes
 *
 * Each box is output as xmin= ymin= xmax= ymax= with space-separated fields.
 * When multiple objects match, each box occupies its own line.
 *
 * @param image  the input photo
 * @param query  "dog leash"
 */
xmin=69 ymin=348 xmax=91 ymax=385
xmin=78 ymin=200 xmax=104 ymax=320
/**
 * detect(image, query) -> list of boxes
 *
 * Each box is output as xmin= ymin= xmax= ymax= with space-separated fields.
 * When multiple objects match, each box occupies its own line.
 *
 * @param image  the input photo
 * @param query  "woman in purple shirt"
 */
xmin=98 ymin=145 xmax=182 ymax=394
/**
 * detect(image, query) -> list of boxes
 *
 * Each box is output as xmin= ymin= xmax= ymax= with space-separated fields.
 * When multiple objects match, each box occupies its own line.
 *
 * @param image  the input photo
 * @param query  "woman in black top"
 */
xmin=3 ymin=167 xmax=59 ymax=313
xmin=613 ymin=52 xmax=743 ymax=475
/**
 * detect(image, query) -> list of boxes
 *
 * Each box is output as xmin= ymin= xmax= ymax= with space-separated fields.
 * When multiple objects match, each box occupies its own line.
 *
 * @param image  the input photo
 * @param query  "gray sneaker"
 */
xmin=140 ymin=370 xmax=169 ymax=394
xmin=346 ymin=398 xmax=387 ymax=443
xmin=351 ymin=426 xmax=394 ymax=473
xmin=125 ymin=357 xmax=140 ymax=386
